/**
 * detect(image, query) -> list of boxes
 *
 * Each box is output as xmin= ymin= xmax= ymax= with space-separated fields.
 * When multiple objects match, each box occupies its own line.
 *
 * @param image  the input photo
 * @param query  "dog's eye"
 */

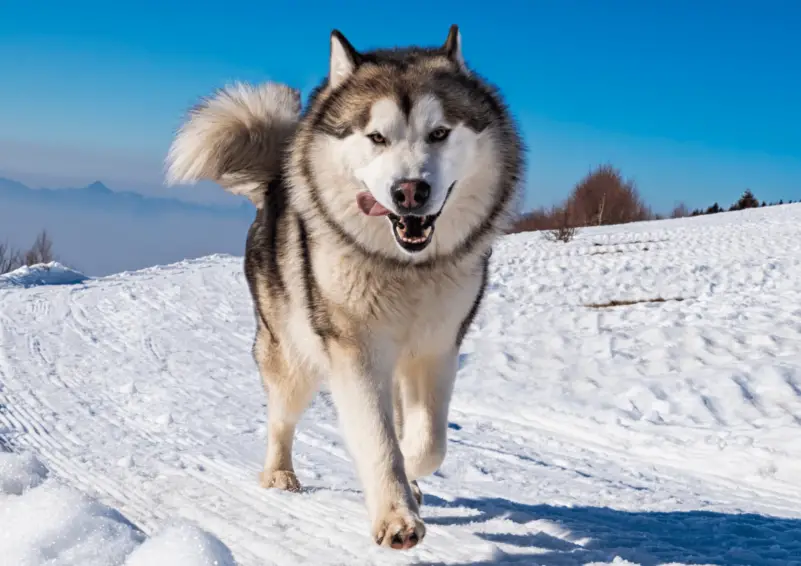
xmin=367 ymin=132 xmax=387 ymax=145
xmin=428 ymin=127 xmax=451 ymax=143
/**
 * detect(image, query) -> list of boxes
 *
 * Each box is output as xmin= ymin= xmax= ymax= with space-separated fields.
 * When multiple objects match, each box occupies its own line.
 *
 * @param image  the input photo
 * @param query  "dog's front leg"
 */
xmin=327 ymin=339 xmax=425 ymax=550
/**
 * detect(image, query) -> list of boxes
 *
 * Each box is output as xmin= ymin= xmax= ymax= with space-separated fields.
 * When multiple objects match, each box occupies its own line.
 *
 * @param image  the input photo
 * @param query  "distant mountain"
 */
xmin=0 ymin=177 xmax=30 ymax=192
xmin=0 ymin=177 xmax=256 ymax=276
xmin=0 ymin=177 xmax=254 ymax=219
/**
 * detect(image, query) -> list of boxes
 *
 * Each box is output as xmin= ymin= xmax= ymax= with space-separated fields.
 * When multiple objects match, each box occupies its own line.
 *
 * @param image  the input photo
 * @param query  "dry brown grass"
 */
xmin=591 ymin=239 xmax=667 ymax=247
xmin=585 ymin=297 xmax=685 ymax=309
xmin=586 ymin=246 xmax=652 ymax=255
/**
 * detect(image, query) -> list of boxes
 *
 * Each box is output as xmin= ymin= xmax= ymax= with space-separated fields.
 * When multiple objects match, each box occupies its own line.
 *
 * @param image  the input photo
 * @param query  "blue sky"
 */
xmin=1 ymin=0 xmax=799 ymax=212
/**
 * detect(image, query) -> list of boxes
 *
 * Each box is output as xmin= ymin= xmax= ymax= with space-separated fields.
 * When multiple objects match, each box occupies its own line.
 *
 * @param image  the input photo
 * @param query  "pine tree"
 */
xmin=731 ymin=189 xmax=760 ymax=211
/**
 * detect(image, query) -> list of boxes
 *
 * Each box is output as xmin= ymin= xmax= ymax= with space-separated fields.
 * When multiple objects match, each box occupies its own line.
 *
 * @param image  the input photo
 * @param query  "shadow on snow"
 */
xmin=420 ymin=494 xmax=801 ymax=566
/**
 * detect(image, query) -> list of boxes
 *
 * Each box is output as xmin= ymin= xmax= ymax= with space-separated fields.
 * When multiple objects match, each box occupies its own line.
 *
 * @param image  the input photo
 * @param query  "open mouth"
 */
xmin=387 ymin=213 xmax=436 ymax=252
xmin=356 ymin=191 xmax=437 ymax=253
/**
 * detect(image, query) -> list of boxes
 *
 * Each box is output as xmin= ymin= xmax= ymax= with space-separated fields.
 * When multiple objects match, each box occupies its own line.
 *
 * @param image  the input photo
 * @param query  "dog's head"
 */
xmin=293 ymin=26 xmax=523 ymax=263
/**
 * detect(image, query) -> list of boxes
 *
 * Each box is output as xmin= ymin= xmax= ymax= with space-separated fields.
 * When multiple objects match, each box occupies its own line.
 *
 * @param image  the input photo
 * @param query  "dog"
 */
xmin=166 ymin=25 xmax=524 ymax=550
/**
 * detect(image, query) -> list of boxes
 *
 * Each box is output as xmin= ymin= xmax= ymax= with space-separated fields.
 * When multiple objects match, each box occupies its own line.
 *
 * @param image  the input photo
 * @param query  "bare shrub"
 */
xmin=507 ymin=163 xmax=656 ymax=235
xmin=567 ymin=164 xmax=652 ymax=226
xmin=0 ymin=230 xmax=58 ymax=275
xmin=24 ymin=230 xmax=55 ymax=265
xmin=0 ymin=242 xmax=24 ymax=274
xmin=542 ymin=206 xmax=578 ymax=243
xmin=508 ymin=205 xmax=561 ymax=233
xmin=671 ymin=202 xmax=690 ymax=218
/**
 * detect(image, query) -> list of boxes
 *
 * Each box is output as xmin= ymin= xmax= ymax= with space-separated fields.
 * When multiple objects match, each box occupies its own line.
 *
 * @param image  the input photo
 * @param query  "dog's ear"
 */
xmin=329 ymin=30 xmax=360 ymax=89
xmin=443 ymin=24 xmax=466 ymax=71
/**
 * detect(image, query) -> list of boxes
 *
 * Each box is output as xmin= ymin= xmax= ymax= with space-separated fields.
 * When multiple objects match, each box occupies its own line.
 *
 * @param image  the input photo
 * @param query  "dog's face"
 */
xmin=343 ymin=91 xmax=479 ymax=253
xmin=298 ymin=26 xmax=514 ymax=262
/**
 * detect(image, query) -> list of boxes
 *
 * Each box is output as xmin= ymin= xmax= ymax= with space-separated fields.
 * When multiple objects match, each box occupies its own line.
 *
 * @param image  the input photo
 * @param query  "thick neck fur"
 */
xmin=299 ymin=202 xmax=488 ymax=318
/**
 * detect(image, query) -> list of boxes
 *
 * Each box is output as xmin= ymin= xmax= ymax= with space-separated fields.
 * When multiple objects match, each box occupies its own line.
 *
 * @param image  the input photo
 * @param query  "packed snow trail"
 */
xmin=2 ymin=205 xmax=801 ymax=565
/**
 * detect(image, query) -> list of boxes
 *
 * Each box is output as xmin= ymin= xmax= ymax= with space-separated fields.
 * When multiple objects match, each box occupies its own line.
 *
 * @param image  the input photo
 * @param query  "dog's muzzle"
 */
xmin=356 ymin=182 xmax=455 ymax=254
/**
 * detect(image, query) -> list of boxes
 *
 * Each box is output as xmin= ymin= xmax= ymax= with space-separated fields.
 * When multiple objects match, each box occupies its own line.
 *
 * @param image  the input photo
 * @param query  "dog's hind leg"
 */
xmin=392 ymin=380 xmax=425 ymax=505
xmin=253 ymin=323 xmax=318 ymax=492
xmin=395 ymin=350 xmax=458 ymax=496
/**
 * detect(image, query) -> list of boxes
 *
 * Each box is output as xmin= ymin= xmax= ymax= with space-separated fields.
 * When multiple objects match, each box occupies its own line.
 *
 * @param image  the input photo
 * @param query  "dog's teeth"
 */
xmin=394 ymin=221 xmax=433 ymax=246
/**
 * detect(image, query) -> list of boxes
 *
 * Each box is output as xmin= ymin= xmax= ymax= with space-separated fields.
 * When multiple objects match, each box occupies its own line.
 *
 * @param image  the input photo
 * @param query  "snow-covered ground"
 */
xmin=2 ymin=204 xmax=801 ymax=565
xmin=0 ymin=261 xmax=89 ymax=289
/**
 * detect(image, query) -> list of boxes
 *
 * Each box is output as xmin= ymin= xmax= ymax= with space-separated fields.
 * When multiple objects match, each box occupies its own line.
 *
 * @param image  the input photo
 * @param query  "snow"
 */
xmin=0 ymin=261 xmax=89 ymax=289
xmin=0 ymin=465 xmax=145 ymax=566
xmin=0 ymin=451 xmax=48 ymax=495
xmin=0 ymin=452 xmax=238 ymax=565
xmin=125 ymin=523 xmax=237 ymax=566
xmin=2 ymin=204 xmax=801 ymax=565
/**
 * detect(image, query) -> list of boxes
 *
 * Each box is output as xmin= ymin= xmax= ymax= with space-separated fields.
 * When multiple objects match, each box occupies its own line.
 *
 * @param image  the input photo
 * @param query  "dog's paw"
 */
xmin=260 ymin=469 xmax=301 ymax=492
xmin=373 ymin=507 xmax=426 ymax=550
xmin=410 ymin=480 xmax=424 ymax=506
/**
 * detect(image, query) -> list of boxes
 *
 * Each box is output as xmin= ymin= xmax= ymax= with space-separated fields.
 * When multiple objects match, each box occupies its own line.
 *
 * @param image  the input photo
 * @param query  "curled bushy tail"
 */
xmin=165 ymin=82 xmax=301 ymax=208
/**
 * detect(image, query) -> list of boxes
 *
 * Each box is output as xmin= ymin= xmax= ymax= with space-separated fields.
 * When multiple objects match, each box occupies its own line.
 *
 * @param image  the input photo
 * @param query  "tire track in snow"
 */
xmin=0 ymin=303 xmax=173 ymax=531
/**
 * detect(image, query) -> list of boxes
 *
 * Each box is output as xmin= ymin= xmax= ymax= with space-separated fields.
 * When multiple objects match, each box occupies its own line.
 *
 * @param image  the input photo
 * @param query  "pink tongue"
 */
xmin=356 ymin=191 xmax=390 ymax=216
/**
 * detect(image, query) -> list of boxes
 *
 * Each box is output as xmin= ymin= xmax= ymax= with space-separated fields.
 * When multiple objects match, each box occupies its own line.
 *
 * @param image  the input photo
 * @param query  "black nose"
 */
xmin=390 ymin=179 xmax=431 ymax=212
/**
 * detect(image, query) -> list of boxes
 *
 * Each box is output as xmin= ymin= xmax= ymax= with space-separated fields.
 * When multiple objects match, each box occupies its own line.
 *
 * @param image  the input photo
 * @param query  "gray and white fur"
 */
xmin=165 ymin=25 xmax=524 ymax=550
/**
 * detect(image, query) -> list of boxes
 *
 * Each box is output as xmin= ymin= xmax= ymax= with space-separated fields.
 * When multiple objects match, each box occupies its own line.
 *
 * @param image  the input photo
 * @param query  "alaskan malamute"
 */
xmin=166 ymin=25 xmax=524 ymax=550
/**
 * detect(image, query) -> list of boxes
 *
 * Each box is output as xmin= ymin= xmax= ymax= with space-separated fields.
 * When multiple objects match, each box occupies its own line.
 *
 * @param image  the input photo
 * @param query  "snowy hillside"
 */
xmin=2 ymin=205 xmax=801 ymax=565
